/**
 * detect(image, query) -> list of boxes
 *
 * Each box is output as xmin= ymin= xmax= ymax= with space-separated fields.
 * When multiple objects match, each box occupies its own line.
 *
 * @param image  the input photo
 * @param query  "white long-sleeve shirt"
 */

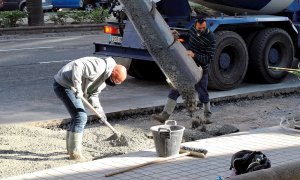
xmin=54 ymin=56 xmax=116 ymax=109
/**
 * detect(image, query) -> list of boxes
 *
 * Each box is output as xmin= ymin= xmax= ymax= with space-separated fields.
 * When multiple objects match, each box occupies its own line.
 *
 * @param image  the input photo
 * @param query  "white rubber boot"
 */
xmin=66 ymin=131 xmax=70 ymax=155
xmin=151 ymin=98 xmax=177 ymax=123
xmin=69 ymin=132 xmax=86 ymax=162
xmin=203 ymin=102 xmax=212 ymax=124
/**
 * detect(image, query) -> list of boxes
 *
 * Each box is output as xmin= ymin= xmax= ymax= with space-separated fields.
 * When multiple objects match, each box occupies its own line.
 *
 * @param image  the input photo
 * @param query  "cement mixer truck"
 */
xmin=94 ymin=0 xmax=300 ymax=90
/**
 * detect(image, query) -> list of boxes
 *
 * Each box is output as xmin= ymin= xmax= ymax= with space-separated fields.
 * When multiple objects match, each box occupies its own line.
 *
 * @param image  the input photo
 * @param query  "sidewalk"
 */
xmin=5 ymin=126 xmax=300 ymax=180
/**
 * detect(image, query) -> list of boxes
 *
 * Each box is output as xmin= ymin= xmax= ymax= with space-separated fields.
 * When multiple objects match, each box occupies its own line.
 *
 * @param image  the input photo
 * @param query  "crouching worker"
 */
xmin=53 ymin=56 xmax=127 ymax=161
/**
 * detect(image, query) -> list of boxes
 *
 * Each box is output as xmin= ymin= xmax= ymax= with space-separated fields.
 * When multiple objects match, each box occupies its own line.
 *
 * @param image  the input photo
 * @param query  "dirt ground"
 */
xmin=1 ymin=94 xmax=300 ymax=178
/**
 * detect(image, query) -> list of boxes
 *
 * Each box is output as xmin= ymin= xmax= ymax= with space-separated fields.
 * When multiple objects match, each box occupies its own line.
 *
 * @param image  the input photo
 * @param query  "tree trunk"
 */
xmin=27 ymin=0 xmax=44 ymax=26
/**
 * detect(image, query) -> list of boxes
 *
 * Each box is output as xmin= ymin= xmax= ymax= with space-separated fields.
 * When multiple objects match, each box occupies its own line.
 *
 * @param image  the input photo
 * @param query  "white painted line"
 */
xmin=0 ymin=59 xmax=75 ymax=67
xmin=0 ymin=47 xmax=54 ymax=52
xmin=39 ymin=59 xmax=73 ymax=64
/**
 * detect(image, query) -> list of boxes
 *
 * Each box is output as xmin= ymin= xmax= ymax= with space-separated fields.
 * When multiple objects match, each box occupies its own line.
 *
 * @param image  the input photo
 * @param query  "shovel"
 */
xmin=268 ymin=66 xmax=300 ymax=77
xmin=71 ymin=87 xmax=128 ymax=146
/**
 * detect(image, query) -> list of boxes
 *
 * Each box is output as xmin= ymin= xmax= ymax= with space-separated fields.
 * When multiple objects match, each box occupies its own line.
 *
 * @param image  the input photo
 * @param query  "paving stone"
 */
xmin=7 ymin=126 xmax=300 ymax=180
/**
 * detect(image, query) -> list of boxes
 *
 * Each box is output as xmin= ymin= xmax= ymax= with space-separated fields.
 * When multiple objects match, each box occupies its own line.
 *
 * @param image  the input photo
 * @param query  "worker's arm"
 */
xmin=72 ymin=61 xmax=85 ymax=98
xmin=194 ymin=36 xmax=216 ymax=66
xmin=88 ymin=85 xmax=103 ymax=110
xmin=88 ymin=84 xmax=107 ymax=121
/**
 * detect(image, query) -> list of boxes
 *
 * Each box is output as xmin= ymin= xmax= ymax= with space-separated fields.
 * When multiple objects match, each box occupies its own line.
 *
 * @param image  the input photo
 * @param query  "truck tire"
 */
xmin=249 ymin=28 xmax=294 ymax=83
xmin=128 ymin=59 xmax=165 ymax=81
xmin=244 ymin=31 xmax=258 ymax=81
xmin=208 ymin=31 xmax=248 ymax=90
xmin=244 ymin=31 xmax=258 ymax=48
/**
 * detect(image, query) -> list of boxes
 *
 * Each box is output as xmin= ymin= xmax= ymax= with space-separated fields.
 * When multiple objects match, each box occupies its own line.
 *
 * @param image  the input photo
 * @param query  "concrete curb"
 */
xmin=25 ymin=84 xmax=300 ymax=128
xmin=0 ymin=24 xmax=104 ymax=35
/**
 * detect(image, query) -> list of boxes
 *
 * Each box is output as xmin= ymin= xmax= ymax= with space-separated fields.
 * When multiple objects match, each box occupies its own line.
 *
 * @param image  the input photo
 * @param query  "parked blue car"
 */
xmin=0 ymin=0 xmax=53 ymax=12
xmin=52 ymin=0 xmax=109 ymax=11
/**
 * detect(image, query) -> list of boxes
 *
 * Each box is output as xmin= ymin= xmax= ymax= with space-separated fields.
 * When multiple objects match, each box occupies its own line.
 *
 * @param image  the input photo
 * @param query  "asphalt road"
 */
xmin=0 ymin=31 xmax=169 ymax=124
xmin=0 ymin=32 xmax=111 ymax=122
xmin=1 ymin=31 xmax=300 ymax=124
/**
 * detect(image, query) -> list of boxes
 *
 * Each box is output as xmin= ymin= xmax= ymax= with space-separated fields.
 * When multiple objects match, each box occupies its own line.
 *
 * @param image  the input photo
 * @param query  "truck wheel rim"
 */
xmin=268 ymin=44 xmax=281 ymax=65
xmin=219 ymin=52 xmax=231 ymax=70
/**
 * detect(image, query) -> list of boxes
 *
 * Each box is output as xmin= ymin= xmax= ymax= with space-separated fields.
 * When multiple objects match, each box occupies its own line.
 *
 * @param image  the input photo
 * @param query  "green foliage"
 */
xmin=48 ymin=8 xmax=109 ymax=25
xmin=0 ymin=10 xmax=27 ymax=27
xmin=88 ymin=8 xmax=109 ymax=24
xmin=0 ymin=8 xmax=109 ymax=27
xmin=49 ymin=11 xmax=69 ymax=25
xmin=69 ymin=10 xmax=89 ymax=24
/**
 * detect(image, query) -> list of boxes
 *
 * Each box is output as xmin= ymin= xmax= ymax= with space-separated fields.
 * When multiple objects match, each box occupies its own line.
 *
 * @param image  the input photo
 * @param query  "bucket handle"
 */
xmin=158 ymin=127 xmax=171 ymax=139
xmin=165 ymin=120 xmax=177 ymax=126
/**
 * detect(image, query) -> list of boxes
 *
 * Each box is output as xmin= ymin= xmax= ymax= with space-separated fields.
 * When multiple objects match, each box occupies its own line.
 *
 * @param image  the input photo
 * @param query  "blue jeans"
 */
xmin=53 ymin=81 xmax=87 ymax=133
xmin=168 ymin=72 xmax=209 ymax=104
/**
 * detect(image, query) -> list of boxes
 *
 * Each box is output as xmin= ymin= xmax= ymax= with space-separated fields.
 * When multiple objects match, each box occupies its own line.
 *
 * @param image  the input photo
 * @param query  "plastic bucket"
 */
xmin=150 ymin=120 xmax=185 ymax=157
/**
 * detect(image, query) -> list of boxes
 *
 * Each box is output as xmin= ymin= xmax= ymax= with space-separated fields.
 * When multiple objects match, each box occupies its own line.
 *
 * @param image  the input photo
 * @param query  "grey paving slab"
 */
xmin=4 ymin=126 xmax=300 ymax=180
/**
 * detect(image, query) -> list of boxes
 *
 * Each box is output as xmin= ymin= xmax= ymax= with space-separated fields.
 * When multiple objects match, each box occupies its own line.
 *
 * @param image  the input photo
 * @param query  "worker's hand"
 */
xmin=100 ymin=113 xmax=107 ymax=122
xmin=96 ymin=107 xmax=107 ymax=122
xmin=187 ymin=50 xmax=195 ymax=58
xmin=171 ymin=30 xmax=180 ymax=41
xmin=75 ymin=90 xmax=83 ymax=99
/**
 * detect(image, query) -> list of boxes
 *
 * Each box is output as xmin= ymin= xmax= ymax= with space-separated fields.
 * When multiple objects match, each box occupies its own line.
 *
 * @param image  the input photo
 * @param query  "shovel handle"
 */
xmin=105 ymin=152 xmax=190 ymax=177
xmin=70 ymin=87 xmax=118 ymax=134
xmin=268 ymin=66 xmax=300 ymax=72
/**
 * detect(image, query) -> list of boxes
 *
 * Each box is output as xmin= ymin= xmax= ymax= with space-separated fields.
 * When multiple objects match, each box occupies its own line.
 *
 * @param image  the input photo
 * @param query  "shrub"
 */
xmin=47 ymin=8 xmax=109 ymax=25
xmin=88 ymin=8 xmax=109 ymax=24
xmin=69 ymin=10 xmax=89 ymax=24
xmin=0 ymin=10 xmax=27 ymax=27
xmin=49 ymin=11 xmax=68 ymax=25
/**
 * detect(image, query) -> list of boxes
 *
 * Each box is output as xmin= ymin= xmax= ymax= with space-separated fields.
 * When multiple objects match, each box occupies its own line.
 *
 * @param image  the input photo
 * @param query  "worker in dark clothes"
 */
xmin=151 ymin=16 xmax=216 ymax=124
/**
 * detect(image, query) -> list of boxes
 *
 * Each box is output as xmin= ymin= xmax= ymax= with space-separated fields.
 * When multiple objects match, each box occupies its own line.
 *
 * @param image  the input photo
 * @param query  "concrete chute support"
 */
xmin=118 ymin=0 xmax=202 ymax=115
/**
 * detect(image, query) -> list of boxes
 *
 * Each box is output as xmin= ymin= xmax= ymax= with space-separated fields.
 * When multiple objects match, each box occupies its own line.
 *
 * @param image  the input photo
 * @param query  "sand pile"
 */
xmin=0 ymin=119 xmax=155 ymax=179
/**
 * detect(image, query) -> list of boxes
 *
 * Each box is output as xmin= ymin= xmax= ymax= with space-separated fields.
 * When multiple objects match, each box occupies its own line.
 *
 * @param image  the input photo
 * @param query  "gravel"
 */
xmin=1 ymin=94 xmax=300 ymax=178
